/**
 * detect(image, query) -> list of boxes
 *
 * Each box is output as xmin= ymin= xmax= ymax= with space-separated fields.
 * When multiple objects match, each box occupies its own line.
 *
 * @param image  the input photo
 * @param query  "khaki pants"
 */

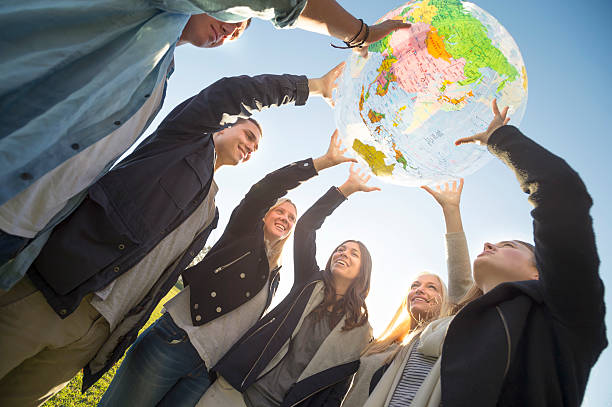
xmin=0 ymin=277 xmax=110 ymax=407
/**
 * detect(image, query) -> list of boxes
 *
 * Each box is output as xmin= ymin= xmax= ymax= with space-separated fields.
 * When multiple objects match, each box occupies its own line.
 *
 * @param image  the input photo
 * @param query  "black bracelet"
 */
xmin=331 ymin=19 xmax=367 ymax=49
xmin=352 ymin=23 xmax=369 ymax=48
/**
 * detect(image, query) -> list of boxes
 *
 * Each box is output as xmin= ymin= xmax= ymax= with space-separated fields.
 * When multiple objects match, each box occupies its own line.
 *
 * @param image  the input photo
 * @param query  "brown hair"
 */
xmin=235 ymin=117 xmax=263 ymax=139
xmin=312 ymin=240 xmax=372 ymax=331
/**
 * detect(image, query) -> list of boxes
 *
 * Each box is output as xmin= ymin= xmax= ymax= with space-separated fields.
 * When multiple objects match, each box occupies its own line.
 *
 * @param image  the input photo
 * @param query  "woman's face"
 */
xmin=263 ymin=202 xmax=296 ymax=243
xmin=407 ymin=274 xmax=443 ymax=321
xmin=473 ymin=241 xmax=538 ymax=289
xmin=330 ymin=241 xmax=362 ymax=282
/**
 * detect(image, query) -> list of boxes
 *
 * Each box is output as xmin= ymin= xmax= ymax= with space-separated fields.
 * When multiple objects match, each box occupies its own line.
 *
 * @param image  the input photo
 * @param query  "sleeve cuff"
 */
xmin=295 ymin=76 xmax=309 ymax=106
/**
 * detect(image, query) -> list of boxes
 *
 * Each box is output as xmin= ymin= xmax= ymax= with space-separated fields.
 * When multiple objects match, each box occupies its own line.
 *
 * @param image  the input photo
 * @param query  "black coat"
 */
xmin=214 ymin=187 xmax=361 ymax=407
xmin=26 ymin=73 xmax=308 ymax=391
xmin=28 ymin=73 xmax=308 ymax=318
xmin=182 ymin=158 xmax=318 ymax=326
xmin=439 ymin=126 xmax=606 ymax=407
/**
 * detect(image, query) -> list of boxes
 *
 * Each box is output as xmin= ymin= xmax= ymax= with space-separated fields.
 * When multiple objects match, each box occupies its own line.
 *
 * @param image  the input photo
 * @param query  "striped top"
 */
xmin=388 ymin=338 xmax=439 ymax=407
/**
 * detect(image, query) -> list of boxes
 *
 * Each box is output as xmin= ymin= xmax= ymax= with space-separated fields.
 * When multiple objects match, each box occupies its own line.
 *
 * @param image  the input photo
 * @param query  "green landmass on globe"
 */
xmin=334 ymin=0 xmax=528 ymax=186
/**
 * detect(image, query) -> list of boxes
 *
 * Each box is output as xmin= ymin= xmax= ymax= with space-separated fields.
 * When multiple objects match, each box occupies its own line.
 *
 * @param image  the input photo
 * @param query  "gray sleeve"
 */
xmin=445 ymin=231 xmax=472 ymax=302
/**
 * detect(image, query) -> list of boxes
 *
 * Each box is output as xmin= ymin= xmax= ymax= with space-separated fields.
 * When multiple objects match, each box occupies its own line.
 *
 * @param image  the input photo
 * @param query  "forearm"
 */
xmin=158 ymin=74 xmax=308 ymax=136
xmin=441 ymin=205 xmax=463 ymax=234
xmin=488 ymin=125 xmax=602 ymax=323
xmin=296 ymin=0 xmax=363 ymax=41
xmin=445 ymin=231 xmax=472 ymax=302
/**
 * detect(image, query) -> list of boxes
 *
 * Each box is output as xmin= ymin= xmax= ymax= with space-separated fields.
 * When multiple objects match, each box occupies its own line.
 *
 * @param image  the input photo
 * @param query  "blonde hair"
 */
xmin=263 ymin=198 xmax=296 ymax=269
xmin=363 ymin=272 xmax=449 ymax=359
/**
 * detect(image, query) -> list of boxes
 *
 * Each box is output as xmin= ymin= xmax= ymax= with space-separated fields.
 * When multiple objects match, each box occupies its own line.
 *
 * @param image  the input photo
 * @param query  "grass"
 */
xmin=46 ymin=286 xmax=180 ymax=407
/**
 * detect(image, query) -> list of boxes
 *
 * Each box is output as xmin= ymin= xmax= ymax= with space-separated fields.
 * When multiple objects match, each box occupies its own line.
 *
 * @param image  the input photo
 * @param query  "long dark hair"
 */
xmin=312 ymin=240 xmax=372 ymax=331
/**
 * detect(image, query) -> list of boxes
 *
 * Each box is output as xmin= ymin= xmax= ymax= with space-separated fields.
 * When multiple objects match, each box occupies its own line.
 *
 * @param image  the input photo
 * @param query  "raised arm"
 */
xmin=457 ymin=100 xmax=603 ymax=327
xmin=155 ymin=62 xmax=344 ymax=138
xmin=293 ymin=164 xmax=380 ymax=286
xmin=160 ymin=1 xmax=410 ymax=52
xmin=222 ymin=129 xmax=356 ymax=237
xmin=422 ymin=179 xmax=472 ymax=302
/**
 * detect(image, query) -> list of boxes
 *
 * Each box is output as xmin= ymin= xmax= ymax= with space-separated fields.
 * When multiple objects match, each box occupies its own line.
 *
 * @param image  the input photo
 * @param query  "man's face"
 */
xmin=179 ymin=14 xmax=248 ymax=48
xmin=214 ymin=120 xmax=261 ymax=166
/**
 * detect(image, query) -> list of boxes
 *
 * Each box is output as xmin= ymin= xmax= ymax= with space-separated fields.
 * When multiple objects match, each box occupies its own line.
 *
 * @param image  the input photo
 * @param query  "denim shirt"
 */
xmin=0 ymin=0 xmax=306 ymax=205
xmin=0 ymin=0 xmax=306 ymax=289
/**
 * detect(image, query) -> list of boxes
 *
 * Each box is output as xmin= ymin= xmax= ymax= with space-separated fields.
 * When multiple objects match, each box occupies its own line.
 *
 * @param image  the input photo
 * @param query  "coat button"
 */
xmin=210 ymin=291 xmax=216 ymax=297
xmin=114 ymin=120 xmax=121 ymax=126
xmin=189 ymin=251 xmax=195 ymax=257
xmin=113 ymin=266 xmax=120 ymax=272
xmin=195 ymin=315 xmax=202 ymax=321
xmin=118 ymin=244 xmax=125 ymax=250
xmin=240 ymin=273 xmax=245 ymax=279
xmin=144 ymin=93 xmax=151 ymax=98
xmin=192 ymin=199 xmax=198 ymax=205
xmin=19 ymin=172 xmax=33 ymax=180
xmin=59 ymin=309 xmax=67 ymax=316
xmin=216 ymin=307 xmax=222 ymax=313
xmin=71 ymin=143 xmax=80 ymax=150
xmin=261 ymin=274 xmax=266 ymax=280
xmin=194 ymin=303 xmax=199 ymax=310
xmin=245 ymin=292 xmax=250 ymax=297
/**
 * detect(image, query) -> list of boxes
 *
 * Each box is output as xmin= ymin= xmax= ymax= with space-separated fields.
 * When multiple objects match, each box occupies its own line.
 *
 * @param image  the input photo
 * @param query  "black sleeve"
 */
xmin=222 ymin=158 xmax=317 ymax=237
xmin=487 ymin=125 xmax=603 ymax=327
xmin=156 ymin=74 xmax=309 ymax=138
xmin=293 ymin=187 xmax=347 ymax=288
xmin=320 ymin=377 xmax=352 ymax=407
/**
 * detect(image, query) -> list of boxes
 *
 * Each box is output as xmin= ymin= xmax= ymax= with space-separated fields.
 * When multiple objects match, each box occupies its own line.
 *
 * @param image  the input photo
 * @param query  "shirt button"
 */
xmin=210 ymin=291 xmax=216 ymax=298
xmin=118 ymin=244 xmax=125 ymax=250
xmin=59 ymin=309 xmax=67 ymax=316
xmin=216 ymin=307 xmax=222 ymax=313
xmin=19 ymin=172 xmax=33 ymax=180
xmin=113 ymin=266 xmax=120 ymax=272
xmin=114 ymin=120 xmax=121 ymax=126
xmin=195 ymin=315 xmax=202 ymax=321
xmin=240 ymin=273 xmax=245 ymax=279
xmin=194 ymin=303 xmax=199 ymax=310
xmin=245 ymin=292 xmax=250 ymax=298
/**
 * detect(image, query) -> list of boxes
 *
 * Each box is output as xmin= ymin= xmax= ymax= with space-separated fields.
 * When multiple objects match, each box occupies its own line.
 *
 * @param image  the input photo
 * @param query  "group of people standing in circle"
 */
xmin=0 ymin=1 xmax=606 ymax=406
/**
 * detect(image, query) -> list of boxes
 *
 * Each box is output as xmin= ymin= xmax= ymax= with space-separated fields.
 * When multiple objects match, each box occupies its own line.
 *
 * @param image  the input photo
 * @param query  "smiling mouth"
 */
xmin=274 ymin=223 xmax=286 ymax=232
xmin=334 ymin=259 xmax=348 ymax=267
xmin=411 ymin=297 xmax=429 ymax=304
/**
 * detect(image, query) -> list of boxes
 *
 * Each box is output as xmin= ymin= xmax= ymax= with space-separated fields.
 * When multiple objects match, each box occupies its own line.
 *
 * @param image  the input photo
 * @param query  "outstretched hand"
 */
xmin=455 ymin=99 xmax=510 ymax=146
xmin=308 ymin=62 xmax=345 ymax=107
xmin=313 ymin=130 xmax=357 ymax=171
xmin=421 ymin=179 xmax=464 ymax=210
xmin=338 ymin=164 xmax=381 ymax=197
xmin=357 ymin=19 xmax=411 ymax=58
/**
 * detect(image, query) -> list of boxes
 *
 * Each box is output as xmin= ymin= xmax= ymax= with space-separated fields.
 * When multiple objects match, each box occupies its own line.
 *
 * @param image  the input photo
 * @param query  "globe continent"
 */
xmin=334 ymin=0 xmax=528 ymax=186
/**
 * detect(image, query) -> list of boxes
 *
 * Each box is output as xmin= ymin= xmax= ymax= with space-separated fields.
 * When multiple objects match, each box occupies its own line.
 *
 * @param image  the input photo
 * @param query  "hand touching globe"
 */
xmin=334 ymin=0 xmax=528 ymax=186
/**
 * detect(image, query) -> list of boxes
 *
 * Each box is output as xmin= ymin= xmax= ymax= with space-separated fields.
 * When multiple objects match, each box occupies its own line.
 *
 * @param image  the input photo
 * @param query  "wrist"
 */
xmin=308 ymin=78 xmax=322 ymax=96
xmin=313 ymin=155 xmax=332 ymax=172
xmin=338 ymin=182 xmax=356 ymax=197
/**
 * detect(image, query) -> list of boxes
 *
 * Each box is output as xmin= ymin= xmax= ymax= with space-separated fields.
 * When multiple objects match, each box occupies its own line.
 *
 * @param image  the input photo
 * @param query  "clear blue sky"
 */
xmin=143 ymin=1 xmax=611 ymax=404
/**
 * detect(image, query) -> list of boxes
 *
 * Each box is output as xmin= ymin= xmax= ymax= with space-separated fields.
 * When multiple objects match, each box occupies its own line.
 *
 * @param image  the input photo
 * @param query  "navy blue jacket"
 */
xmin=214 ymin=187 xmax=361 ymax=407
xmin=182 ymin=158 xmax=318 ymax=326
xmin=25 ymin=73 xmax=308 ymax=391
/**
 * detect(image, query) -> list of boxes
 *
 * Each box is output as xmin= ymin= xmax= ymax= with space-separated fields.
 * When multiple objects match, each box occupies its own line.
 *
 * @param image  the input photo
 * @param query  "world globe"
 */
xmin=334 ymin=0 xmax=528 ymax=186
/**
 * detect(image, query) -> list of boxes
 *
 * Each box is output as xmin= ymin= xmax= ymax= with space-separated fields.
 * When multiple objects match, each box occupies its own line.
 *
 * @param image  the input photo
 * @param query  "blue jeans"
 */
xmin=98 ymin=313 xmax=211 ymax=407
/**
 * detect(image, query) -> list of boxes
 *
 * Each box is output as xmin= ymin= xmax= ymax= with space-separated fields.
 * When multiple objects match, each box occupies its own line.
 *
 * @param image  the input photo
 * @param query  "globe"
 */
xmin=334 ymin=0 xmax=528 ymax=186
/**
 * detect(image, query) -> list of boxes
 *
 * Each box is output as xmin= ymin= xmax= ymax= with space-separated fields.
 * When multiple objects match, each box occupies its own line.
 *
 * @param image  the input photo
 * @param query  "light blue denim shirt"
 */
xmin=0 ymin=0 xmax=306 ymax=205
xmin=0 ymin=0 xmax=306 ymax=289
